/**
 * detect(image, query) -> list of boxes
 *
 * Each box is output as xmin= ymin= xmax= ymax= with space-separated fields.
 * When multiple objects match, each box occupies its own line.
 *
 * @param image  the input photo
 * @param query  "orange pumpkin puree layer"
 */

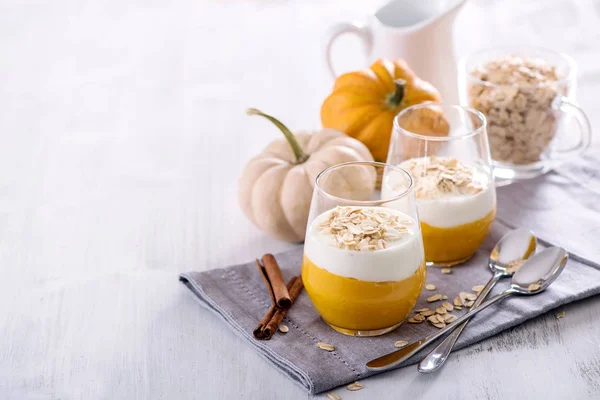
xmin=302 ymin=255 xmax=426 ymax=331
xmin=421 ymin=208 xmax=496 ymax=264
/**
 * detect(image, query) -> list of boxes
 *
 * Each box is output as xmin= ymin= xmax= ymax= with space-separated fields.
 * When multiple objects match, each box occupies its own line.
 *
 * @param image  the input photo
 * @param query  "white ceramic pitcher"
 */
xmin=324 ymin=0 xmax=467 ymax=103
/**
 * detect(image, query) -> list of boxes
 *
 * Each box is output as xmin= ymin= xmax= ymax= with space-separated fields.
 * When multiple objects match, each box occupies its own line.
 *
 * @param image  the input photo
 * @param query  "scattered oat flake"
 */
xmin=427 ymin=294 xmax=442 ymax=302
xmin=425 ymin=284 xmax=436 ymax=291
xmin=465 ymin=300 xmax=475 ymax=308
xmin=408 ymin=317 xmax=423 ymax=324
xmin=505 ymin=259 xmax=526 ymax=274
xmin=279 ymin=325 xmax=289 ymax=333
xmin=317 ymin=342 xmax=335 ymax=351
xmin=326 ymin=393 xmax=341 ymax=400
xmin=556 ymin=311 xmax=566 ymax=319
xmin=436 ymin=306 xmax=447 ymax=315
xmin=445 ymin=314 xmax=458 ymax=323
xmin=466 ymin=293 xmax=477 ymax=301
xmin=453 ymin=296 xmax=463 ymax=307
xmin=472 ymin=285 xmax=485 ymax=292
xmin=441 ymin=295 xmax=448 ymax=300
xmin=433 ymin=322 xmax=446 ymax=329
xmin=427 ymin=315 xmax=438 ymax=323
xmin=415 ymin=308 xmax=430 ymax=313
xmin=394 ymin=340 xmax=409 ymax=348
xmin=442 ymin=302 xmax=454 ymax=311
xmin=421 ymin=310 xmax=435 ymax=317
xmin=454 ymin=306 xmax=463 ymax=311
xmin=528 ymin=283 xmax=541 ymax=291
xmin=347 ymin=381 xmax=363 ymax=391
xmin=459 ymin=292 xmax=470 ymax=302
xmin=413 ymin=314 xmax=426 ymax=322
xmin=441 ymin=268 xmax=452 ymax=274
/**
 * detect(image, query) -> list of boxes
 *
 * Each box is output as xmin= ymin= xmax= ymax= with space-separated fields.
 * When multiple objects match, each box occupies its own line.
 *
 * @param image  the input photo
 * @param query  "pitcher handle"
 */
xmin=323 ymin=22 xmax=372 ymax=78
xmin=549 ymin=96 xmax=592 ymax=160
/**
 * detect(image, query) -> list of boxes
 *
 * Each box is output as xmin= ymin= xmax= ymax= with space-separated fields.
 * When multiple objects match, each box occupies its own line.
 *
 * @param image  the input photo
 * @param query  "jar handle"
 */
xmin=549 ymin=96 xmax=591 ymax=160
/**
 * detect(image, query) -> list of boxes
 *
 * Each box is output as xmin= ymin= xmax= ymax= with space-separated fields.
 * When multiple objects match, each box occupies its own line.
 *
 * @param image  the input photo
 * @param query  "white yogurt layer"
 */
xmin=415 ymin=183 xmax=495 ymax=228
xmin=392 ymin=157 xmax=496 ymax=228
xmin=304 ymin=207 xmax=424 ymax=283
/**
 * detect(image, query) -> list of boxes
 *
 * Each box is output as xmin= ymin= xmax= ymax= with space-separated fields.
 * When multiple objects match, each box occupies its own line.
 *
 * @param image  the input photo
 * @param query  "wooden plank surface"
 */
xmin=0 ymin=0 xmax=599 ymax=399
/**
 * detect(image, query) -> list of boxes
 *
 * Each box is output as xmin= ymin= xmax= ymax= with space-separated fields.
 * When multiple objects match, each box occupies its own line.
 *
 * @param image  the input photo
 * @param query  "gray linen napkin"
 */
xmin=180 ymin=152 xmax=600 ymax=394
xmin=180 ymin=218 xmax=600 ymax=394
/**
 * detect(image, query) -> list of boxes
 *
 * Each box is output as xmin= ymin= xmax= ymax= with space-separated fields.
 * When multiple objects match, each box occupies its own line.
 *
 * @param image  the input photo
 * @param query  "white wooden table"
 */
xmin=1 ymin=0 xmax=599 ymax=398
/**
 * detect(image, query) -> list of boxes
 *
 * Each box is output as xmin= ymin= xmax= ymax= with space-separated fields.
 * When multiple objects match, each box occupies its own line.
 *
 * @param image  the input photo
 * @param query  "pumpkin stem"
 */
xmin=246 ymin=108 xmax=309 ymax=164
xmin=388 ymin=79 xmax=407 ymax=107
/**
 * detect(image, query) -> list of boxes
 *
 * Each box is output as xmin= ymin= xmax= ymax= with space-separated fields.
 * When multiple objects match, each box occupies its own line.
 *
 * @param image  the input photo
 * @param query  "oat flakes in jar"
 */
xmin=459 ymin=47 xmax=591 ymax=183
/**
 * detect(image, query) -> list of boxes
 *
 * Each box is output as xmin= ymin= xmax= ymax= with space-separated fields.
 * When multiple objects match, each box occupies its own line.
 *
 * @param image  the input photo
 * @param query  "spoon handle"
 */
xmin=417 ymin=271 xmax=504 ymax=373
xmin=366 ymin=289 xmax=514 ymax=370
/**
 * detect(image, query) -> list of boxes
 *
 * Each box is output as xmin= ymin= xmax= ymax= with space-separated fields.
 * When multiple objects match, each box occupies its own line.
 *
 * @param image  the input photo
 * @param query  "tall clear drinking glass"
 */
xmin=302 ymin=161 xmax=425 ymax=337
xmin=386 ymin=103 xmax=496 ymax=267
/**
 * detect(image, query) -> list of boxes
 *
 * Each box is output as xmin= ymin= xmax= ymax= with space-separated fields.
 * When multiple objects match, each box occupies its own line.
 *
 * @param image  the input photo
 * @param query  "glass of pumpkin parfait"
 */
xmin=386 ymin=103 xmax=496 ymax=267
xmin=302 ymin=161 xmax=426 ymax=336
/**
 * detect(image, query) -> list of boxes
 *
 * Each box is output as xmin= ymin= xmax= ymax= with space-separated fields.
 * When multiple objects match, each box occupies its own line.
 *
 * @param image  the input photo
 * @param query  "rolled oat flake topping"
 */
xmin=402 ymin=156 xmax=486 ymax=200
xmin=318 ymin=206 xmax=411 ymax=251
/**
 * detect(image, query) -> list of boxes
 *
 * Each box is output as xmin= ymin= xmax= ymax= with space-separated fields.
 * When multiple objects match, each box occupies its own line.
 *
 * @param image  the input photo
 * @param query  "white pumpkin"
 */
xmin=239 ymin=108 xmax=374 ymax=243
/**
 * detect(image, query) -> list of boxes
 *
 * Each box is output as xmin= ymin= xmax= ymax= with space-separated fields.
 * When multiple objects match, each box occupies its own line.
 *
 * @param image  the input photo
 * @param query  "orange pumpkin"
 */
xmin=321 ymin=59 xmax=445 ymax=162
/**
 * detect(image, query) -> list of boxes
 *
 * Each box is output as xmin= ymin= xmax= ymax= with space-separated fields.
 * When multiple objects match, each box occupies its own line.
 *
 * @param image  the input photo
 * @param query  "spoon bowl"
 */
xmin=510 ymin=246 xmax=568 ymax=294
xmin=489 ymin=228 xmax=537 ymax=273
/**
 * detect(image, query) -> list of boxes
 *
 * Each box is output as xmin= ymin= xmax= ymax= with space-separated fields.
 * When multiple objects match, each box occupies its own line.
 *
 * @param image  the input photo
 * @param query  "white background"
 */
xmin=1 ymin=0 xmax=599 ymax=398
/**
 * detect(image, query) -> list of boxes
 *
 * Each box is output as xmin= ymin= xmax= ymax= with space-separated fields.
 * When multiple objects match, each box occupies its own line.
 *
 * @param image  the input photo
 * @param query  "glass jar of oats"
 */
xmin=459 ymin=47 xmax=591 ymax=182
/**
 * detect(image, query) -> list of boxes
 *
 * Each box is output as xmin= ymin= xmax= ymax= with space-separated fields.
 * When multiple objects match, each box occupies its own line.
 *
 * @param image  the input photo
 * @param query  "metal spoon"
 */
xmin=418 ymin=228 xmax=537 ymax=373
xmin=366 ymin=246 xmax=568 ymax=371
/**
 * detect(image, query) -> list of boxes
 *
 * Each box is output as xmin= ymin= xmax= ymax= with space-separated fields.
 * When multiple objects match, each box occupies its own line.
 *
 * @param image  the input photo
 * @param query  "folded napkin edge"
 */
xmin=178 ymin=273 xmax=316 ymax=394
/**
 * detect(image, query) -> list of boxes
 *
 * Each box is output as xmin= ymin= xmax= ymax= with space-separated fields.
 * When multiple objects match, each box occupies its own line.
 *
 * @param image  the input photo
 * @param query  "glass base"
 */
xmin=326 ymin=320 xmax=404 ymax=337
xmin=426 ymin=253 xmax=474 ymax=267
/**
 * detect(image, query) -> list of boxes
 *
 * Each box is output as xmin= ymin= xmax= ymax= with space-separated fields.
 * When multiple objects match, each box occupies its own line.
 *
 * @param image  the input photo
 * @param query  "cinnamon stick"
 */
xmin=253 ymin=276 xmax=298 ymax=339
xmin=262 ymin=276 xmax=304 ymax=339
xmin=257 ymin=254 xmax=292 ymax=309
